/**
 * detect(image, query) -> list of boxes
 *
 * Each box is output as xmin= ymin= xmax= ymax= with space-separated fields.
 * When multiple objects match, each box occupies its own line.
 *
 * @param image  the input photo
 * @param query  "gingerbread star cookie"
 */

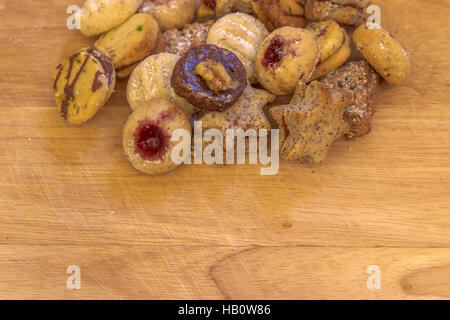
xmin=200 ymin=85 xmax=276 ymax=136
xmin=320 ymin=60 xmax=381 ymax=139
xmin=269 ymin=81 xmax=349 ymax=164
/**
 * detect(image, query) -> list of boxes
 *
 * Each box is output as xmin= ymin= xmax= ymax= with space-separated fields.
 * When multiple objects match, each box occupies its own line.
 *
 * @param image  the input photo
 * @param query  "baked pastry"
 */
xmin=304 ymin=0 xmax=370 ymax=26
xmin=307 ymin=20 xmax=351 ymax=79
xmin=204 ymin=0 xmax=217 ymax=10
xmin=80 ymin=0 xmax=143 ymax=36
xmin=127 ymin=53 xmax=196 ymax=117
xmin=215 ymin=0 xmax=254 ymax=17
xmin=207 ymin=13 xmax=269 ymax=83
xmin=116 ymin=62 xmax=139 ymax=79
xmin=200 ymin=85 xmax=275 ymax=137
xmin=214 ymin=0 xmax=274 ymax=30
xmin=306 ymin=20 xmax=344 ymax=63
xmin=53 ymin=47 xmax=116 ymax=124
xmin=155 ymin=21 xmax=213 ymax=56
xmin=353 ymin=23 xmax=412 ymax=85
xmin=269 ymin=81 xmax=349 ymax=163
xmin=260 ymin=0 xmax=306 ymax=29
xmin=95 ymin=13 xmax=159 ymax=72
xmin=196 ymin=3 xmax=217 ymax=22
xmin=139 ymin=0 xmax=196 ymax=31
xmin=123 ymin=99 xmax=192 ymax=174
xmin=320 ymin=60 xmax=380 ymax=138
xmin=255 ymin=26 xmax=319 ymax=95
xmin=171 ymin=45 xmax=247 ymax=112
xmin=310 ymin=31 xmax=350 ymax=80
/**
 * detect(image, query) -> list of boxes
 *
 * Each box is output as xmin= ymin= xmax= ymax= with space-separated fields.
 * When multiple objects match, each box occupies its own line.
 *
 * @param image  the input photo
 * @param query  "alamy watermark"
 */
xmin=66 ymin=5 xmax=81 ymax=30
xmin=366 ymin=5 xmax=382 ymax=29
xmin=66 ymin=265 xmax=81 ymax=290
xmin=62 ymin=3 xmax=382 ymax=177
xmin=366 ymin=265 xmax=381 ymax=290
xmin=170 ymin=121 xmax=280 ymax=176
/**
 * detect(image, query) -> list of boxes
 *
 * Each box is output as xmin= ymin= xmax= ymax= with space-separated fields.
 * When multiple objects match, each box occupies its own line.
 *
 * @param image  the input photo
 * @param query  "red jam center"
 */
xmin=134 ymin=121 xmax=167 ymax=161
xmin=261 ymin=36 xmax=284 ymax=69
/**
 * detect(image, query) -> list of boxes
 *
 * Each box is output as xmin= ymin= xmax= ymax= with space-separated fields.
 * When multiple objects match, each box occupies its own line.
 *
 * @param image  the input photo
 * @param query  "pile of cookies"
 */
xmin=53 ymin=0 xmax=412 ymax=174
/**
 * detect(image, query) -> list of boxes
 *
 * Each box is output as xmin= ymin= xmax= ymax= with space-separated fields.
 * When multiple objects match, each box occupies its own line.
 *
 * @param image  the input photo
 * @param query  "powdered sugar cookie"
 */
xmin=127 ymin=53 xmax=196 ymax=117
xmin=207 ymin=13 xmax=269 ymax=83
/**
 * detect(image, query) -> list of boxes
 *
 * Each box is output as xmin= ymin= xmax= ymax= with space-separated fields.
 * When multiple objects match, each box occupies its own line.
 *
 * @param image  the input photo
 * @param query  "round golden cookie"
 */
xmin=123 ymin=99 xmax=192 ymax=175
xmin=139 ymin=0 xmax=196 ymax=31
xmin=53 ymin=47 xmax=116 ymax=124
xmin=353 ymin=23 xmax=412 ymax=85
xmin=255 ymin=27 xmax=319 ymax=95
xmin=311 ymin=28 xmax=351 ymax=80
xmin=306 ymin=20 xmax=344 ymax=63
xmin=207 ymin=13 xmax=269 ymax=83
xmin=127 ymin=53 xmax=196 ymax=117
xmin=80 ymin=0 xmax=143 ymax=36
xmin=95 ymin=13 xmax=160 ymax=72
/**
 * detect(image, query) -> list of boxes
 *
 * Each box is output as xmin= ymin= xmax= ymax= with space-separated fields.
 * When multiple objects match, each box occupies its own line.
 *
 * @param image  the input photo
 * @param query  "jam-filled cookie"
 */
xmin=353 ymin=23 xmax=412 ymax=85
xmin=95 ymin=13 xmax=159 ymax=72
xmin=127 ymin=53 xmax=196 ymax=117
xmin=255 ymin=26 xmax=319 ymax=96
xmin=207 ymin=13 xmax=269 ymax=83
xmin=260 ymin=0 xmax=306 ymax=29
xmin=171 ymin=45 xmax=247 ymax=112
xmin=123 ymin=99 xmax=192 ymax=175
xmin=53 ymin=47 xmax=116 ymax=124
xmin=80 ymin=0 xmax=143 ymax=36
xmin=308 ymin=23 xmax=351 ymax=80
xmin=268 ymin=81 xmax=349 ymax=163
xmin=154 ymin=21 xmax=213 ymax=56
xmin=139 ymin=0 xmax=196 ymax=31
xmin=200 ymin=85 xmax=275 ymax=137
xmin=321 ymin=60 xmax=380 ymax=138
xmin=304 ymin=0 xmax=370 ymax=26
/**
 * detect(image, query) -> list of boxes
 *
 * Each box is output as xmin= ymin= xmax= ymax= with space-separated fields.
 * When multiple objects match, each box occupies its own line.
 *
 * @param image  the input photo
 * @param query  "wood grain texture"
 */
xmin=0 ymin=0 xmax=449 ymax=299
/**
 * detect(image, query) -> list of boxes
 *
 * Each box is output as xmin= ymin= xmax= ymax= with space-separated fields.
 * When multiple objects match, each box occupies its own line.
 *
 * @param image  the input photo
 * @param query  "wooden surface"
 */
xmin=0 ymin=0 xmax=449 ymax=300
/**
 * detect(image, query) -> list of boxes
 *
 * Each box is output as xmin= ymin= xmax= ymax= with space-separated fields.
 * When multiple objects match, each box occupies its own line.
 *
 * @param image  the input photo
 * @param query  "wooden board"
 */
xmin=0 ymin=0 xmax=449 ymax=299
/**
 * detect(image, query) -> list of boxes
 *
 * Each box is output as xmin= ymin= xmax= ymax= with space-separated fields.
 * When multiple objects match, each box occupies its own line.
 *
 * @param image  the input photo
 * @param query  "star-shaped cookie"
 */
xmin=269 ymin=81 xmax=349 ymax=164
xmin=200 ymin=85 xmax=276 ymax=135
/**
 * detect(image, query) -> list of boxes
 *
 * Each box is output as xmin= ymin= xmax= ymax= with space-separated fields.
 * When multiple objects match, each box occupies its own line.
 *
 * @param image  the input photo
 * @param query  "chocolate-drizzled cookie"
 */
xmin=53 ymin=47 xmax=116 ymax=124
xmin=171 ymin=44 xmax=247 ymax=112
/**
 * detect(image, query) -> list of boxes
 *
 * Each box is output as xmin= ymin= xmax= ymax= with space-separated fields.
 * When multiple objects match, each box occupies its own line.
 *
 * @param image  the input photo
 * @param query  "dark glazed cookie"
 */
xmin=171 ymin=44 xmax=247 ymax=112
